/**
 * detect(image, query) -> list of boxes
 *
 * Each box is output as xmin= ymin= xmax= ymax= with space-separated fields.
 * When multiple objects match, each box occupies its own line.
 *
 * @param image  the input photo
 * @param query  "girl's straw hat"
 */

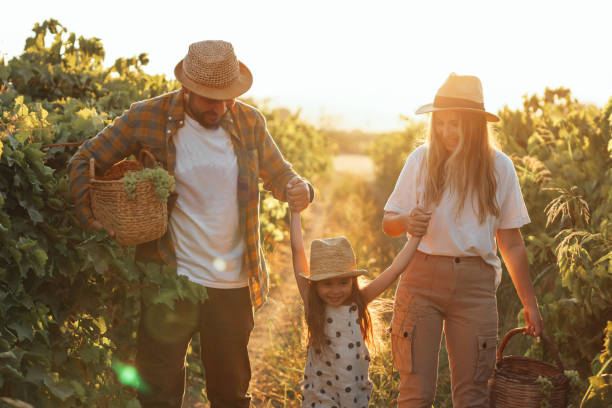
xmin=301 ymin=237 xmax=367 ymax=281
xmin=415 ymin=73 xmax=500 ymax=122
xmin=174 ymin=40 xmax=252 ymax=100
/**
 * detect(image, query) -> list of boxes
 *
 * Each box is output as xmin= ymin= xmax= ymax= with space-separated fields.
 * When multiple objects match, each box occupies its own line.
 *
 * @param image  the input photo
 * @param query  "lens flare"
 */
xmin=112 ymin=360 xmax=149 ymax=392
xmin=213 ymin=258 xmax=227 ymax=272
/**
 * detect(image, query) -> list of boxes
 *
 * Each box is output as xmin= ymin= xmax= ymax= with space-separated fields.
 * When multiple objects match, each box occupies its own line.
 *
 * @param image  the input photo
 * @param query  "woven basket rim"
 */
xmin=495 ymin=355 xmax=568 ymax=385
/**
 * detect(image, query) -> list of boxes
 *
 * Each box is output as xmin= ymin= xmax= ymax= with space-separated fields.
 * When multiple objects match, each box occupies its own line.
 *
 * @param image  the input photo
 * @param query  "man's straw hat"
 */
xmin=301 ymin=237 xmax=367 ymax=281
xmin=416 ymin=73 xmax=500 ymax=122
xmin=174 ymin=40 xmax=252 ymax=100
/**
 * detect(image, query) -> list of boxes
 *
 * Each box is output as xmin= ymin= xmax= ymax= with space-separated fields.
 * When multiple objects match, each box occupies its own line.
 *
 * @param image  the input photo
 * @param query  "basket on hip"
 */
xmin=489 ymin=328 xmax=569 ymax=408
xmin=89 ymin=150 xmax=169 ymax=247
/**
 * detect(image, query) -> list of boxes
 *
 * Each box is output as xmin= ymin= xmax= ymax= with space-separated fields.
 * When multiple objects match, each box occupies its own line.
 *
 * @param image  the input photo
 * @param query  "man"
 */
xmin=68 ymin=40 xmax=313 ymax=407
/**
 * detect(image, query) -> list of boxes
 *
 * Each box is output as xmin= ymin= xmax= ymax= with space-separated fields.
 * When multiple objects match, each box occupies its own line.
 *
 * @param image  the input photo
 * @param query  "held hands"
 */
xmin=402 ymin=206 xmax=432 ymax=237
xmin=286 ymin=176 xmax=310 ymax=213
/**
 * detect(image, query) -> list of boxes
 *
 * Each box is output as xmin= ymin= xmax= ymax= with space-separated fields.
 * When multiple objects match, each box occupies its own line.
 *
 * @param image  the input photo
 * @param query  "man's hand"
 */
xmin=89 ymin=219 xmax=116 ymax=238
xmin=286 ymin=177 xmax=310 ymax=213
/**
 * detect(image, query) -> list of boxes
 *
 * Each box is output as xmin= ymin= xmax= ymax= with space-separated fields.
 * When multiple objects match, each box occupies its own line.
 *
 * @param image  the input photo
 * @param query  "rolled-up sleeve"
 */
xmin=256 ymin=113 xmax=299 ymax=202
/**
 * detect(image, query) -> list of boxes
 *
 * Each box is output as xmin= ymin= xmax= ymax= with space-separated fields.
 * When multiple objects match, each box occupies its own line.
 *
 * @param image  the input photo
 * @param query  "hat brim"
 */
xmin=416 ymin=103 xmax=500 ymax=122
xmin=174 ymin=59 xmax=253 ymax=100
xmin=299 ymin=269 xmax=367 ymax=282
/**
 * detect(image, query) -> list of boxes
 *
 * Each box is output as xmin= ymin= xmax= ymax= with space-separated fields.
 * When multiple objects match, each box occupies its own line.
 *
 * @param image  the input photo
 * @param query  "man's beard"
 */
xmin=185 ymin=98 xmax=226 ymax=129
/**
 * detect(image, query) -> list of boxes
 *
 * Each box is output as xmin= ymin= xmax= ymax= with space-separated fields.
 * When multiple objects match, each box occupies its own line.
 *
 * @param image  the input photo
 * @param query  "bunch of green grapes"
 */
xmin=122 ymin=167 xmax=175 ymax=201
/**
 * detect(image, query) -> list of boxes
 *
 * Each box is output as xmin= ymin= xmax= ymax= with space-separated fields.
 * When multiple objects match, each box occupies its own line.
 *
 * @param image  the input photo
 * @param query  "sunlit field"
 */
xmin=1 ymin=18 xmax=611 ymax=408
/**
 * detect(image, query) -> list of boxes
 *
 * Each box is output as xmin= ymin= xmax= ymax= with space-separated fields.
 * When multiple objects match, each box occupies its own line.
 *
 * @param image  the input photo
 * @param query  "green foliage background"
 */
xmin=0 ymin=20 xmax=331 ymax=407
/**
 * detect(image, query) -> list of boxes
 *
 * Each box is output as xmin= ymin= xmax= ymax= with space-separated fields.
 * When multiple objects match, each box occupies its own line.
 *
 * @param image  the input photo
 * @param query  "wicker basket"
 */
xmin=89 ymin=150 xmax=167 ymax=246
xmin=489 ymin=328 xmax=569 ymax=408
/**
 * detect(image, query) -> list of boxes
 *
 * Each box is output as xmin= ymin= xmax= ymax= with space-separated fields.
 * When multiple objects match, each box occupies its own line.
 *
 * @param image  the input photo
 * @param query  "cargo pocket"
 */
xmin=474 ymin=335 xmax=497 ymax=382
xmin=390 ymin=315 xmax=415 ymax=373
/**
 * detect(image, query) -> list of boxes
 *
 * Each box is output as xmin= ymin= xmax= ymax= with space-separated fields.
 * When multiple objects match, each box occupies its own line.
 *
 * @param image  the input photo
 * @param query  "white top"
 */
xmin=300 ymin=303 xmax=372 ymax=407
xmin=384 ymin=145 xmax=530 ymax=286
xmin=169 ymin=115 xmax=247 ymax=288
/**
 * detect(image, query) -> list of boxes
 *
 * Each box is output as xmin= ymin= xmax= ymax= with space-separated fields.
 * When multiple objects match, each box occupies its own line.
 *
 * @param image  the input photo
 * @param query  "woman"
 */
xmin=383 ymin=73 xmax=543 ymax=408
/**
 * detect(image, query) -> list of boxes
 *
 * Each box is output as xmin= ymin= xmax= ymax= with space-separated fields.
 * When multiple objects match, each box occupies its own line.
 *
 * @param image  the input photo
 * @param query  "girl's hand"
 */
xmin=402 ymin=207 xmax=431 ymax=237
xmin=523 ymin=303 xmax=543 ymax=338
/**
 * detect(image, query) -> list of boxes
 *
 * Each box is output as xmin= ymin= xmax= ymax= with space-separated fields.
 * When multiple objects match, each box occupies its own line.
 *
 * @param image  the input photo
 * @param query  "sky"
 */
xmin=2 ymin=0 xmax=611 ymax=132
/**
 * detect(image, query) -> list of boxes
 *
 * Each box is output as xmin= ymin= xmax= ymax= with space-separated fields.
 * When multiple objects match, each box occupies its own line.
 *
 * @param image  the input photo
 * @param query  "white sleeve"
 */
xmin=497 ymin=153 xmax=531 ymax=230
xmin=384 ymin=146 xmax=425 ymax=214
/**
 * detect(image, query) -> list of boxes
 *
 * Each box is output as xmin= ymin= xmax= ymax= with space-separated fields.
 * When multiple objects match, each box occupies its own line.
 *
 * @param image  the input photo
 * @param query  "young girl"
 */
xmin=383 ymin=73 xmax=543 ymax=407
xmin=289 ymin=209 xmax=421 ymax=408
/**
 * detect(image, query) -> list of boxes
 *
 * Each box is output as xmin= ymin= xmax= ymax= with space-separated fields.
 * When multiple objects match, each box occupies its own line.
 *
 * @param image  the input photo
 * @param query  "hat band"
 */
xmin=434 ymin=95 xmax=484 ymax=110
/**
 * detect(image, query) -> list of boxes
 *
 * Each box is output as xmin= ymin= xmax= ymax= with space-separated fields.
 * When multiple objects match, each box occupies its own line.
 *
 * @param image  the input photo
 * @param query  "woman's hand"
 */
xmin=382 ymin=208 xmax=431 ymax=237
xmin=402 ymin=207 xmax=432 ymax=237
xmin=523 ymin=303 xmax=543 ymax=338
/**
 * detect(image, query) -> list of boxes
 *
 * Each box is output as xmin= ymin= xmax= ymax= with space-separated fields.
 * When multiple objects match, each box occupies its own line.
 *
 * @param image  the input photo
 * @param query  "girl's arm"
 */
xmin=497 ymin=228 xmax=543 ymax=337
xmin=361 ymin=236 xmax=420 ymax=304
xmin=290 ymin=211 xmax=310 ymax=304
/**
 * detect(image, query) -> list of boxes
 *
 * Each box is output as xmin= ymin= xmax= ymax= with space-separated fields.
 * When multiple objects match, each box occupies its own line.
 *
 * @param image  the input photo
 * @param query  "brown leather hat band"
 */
xmin=434 ymin=95 xmax=485 ymax=110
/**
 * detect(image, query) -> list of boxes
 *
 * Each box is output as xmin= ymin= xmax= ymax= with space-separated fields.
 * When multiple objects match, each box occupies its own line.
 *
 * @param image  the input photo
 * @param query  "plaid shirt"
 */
xmin=68 ymin=90 xmax=301 ymax=309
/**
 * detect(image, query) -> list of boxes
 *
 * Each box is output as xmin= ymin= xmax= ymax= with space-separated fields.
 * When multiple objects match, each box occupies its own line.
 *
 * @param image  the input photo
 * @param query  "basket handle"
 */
xmin=138 ymin=149 xmax=158 ymax=168
xmin=497 ymin=327 xmax=565 ymax=372
xmin=88 ymin=150 xmax=157 ymax=181
xmin=89 ymin=157 xmax=96 ymax=182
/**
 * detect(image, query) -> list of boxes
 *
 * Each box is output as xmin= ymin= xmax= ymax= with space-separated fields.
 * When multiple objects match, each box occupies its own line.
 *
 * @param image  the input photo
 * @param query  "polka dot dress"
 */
xmin=300 ymin=303 xmax=372 ymax=407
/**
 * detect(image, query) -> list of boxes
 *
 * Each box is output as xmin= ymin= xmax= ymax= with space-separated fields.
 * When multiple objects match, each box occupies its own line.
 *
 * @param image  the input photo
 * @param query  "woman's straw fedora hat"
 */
xmin=174 ymin=40 xmax=253 ymax=100
xmin=301 ymin=237 xmax=367 ymax=281
xmin=416 ymin=73 xmax=500 ymax=122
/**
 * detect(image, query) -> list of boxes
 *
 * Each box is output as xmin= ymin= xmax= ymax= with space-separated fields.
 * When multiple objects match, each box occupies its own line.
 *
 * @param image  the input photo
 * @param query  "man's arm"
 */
xmin=256 ymin=116 xmax=313 ymax=210
xmin=68 ymin=109 xmax=139 ymax=230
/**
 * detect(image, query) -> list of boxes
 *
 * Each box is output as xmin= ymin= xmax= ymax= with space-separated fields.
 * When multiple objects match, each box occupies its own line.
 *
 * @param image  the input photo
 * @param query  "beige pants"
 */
xmin=391 ymin=251 xmax=498 ymax=408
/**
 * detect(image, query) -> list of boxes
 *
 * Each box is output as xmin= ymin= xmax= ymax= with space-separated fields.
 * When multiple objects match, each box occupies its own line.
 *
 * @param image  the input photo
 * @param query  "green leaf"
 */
xmin=0 ymin=365 xmax=24 ymax=380
xmin=125 ymin=398 xmax=142 ymax=408
xmin=24 ymin=365 xmax=45 ymax=386
xmin=152 ymin=288 xmax=178 ymax=309
xmin=15 ymin=237 xmax=37 ymax=251
xmin=26 ymin=207 xmax=44 ymax=224
xmin=0 ymin=351 xmax=18 ymax=362
xmin=94 ymin=316 xmax=107 ymax=335
xmin=43 ymin=374 xmax=74 ymax=401
xmin=33 ymin=249 xmax=48 ymax=267
xmin=7 ymin=322 xmax=33 ymax=342
xmin=69 ymin=380 xmax=86 ymax=399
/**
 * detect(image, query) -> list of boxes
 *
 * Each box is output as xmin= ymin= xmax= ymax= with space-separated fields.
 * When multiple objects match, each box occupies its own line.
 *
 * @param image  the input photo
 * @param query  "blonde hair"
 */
xmin=421 ymin=111 xmax=500 ymax=223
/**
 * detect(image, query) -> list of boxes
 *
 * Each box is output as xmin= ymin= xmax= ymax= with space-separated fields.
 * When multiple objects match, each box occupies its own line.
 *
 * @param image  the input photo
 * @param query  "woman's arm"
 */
xmin=361 ymin=237 xmax=420 ymax=304
xmin=382 ymin=209 xmax=431 ymax=238
xmin=290 ymin=211 xmax=310 ymax=305
xmin=497 ymin=228 xmax=543 ymax=337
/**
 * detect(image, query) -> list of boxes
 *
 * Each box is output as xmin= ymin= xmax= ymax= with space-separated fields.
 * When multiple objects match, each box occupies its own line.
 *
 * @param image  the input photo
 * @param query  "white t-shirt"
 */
xmin=384 ymin=145 xmax=530 ymax=286
xmin=168 ymin=115 xmax=247 ymax=288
